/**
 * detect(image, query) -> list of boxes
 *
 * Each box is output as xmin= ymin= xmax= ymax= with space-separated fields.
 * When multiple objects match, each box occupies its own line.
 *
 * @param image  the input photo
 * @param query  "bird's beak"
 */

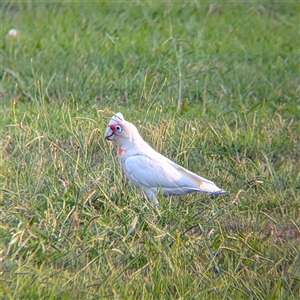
xmin=104 ymin=127 xmax=115 ymax=141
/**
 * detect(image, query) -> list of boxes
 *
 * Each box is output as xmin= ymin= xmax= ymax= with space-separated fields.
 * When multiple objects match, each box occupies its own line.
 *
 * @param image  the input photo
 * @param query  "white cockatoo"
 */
xmin=104 ymin=113 xmax=226 ymax=206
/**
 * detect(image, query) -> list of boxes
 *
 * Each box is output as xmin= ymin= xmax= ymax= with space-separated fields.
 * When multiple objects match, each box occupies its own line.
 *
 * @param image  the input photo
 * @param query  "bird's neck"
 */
xmin=117 ymin=137 xmax=146 ymax=156
xmin=118 ymin=147 xmax=126 ymax=155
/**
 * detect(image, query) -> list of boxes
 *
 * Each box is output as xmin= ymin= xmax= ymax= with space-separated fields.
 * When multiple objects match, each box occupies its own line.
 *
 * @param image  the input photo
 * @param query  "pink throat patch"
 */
xmin=118 ymin=147 xmax=126 ymax=155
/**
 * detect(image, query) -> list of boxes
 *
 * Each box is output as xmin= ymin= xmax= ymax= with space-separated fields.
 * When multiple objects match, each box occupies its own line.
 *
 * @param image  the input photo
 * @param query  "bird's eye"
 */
xmin=115 ymin=125 xmax=122 ymax=134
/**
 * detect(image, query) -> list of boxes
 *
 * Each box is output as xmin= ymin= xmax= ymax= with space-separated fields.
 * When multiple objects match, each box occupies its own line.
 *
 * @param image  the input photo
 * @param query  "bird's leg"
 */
xmin=144 ymin=190 xmax=160 ymax=207
xmin=152 ymin=195 xmax=159 ymax=207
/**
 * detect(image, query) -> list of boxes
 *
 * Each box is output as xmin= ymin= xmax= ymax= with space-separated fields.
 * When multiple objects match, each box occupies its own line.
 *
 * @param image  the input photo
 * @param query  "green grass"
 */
xmin=1 ymin=1 xmax=299 ymax=299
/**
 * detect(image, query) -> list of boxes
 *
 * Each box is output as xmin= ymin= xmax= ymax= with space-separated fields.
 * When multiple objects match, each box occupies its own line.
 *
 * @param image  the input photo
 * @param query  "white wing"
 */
xmin=123 ymin=153 xmax=224 ymax=196
xmin=124 ymin=155 xmax=184 ymax=188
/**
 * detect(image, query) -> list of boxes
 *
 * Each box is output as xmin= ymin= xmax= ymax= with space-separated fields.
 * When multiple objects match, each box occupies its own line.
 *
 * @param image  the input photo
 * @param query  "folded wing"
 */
xmin=123 ymin=154 xmax=225 ymax=196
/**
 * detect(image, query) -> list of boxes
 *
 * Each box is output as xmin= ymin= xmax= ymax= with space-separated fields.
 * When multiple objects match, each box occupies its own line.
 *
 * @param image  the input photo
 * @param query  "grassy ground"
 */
xmin=1 ymin=1 xmax=299 ymax=299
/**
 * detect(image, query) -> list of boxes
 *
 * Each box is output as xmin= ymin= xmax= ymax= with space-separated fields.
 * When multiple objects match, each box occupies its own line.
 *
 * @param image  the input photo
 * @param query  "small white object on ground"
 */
xmin=8 ymin=29 xmax=18 ymax=37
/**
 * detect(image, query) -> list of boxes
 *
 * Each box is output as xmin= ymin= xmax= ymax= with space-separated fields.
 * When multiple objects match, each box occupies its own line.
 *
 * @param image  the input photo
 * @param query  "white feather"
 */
xmin=105 ymin=113 xmax=226 ymax=206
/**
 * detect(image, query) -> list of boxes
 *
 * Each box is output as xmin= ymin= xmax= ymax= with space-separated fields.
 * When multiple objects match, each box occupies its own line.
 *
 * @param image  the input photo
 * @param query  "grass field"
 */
xmin=1 ymin=1 xmax=299 ymax=299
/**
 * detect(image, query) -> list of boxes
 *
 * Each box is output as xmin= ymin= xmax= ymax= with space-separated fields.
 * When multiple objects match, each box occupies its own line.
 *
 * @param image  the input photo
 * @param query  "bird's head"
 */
xmin=104 ymin=113 xmax=141 ymax=147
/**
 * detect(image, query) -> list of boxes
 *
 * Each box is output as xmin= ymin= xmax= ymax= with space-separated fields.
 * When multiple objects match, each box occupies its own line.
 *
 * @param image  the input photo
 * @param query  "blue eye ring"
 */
xmin=116 ymin=125 xmax=122 ymax=134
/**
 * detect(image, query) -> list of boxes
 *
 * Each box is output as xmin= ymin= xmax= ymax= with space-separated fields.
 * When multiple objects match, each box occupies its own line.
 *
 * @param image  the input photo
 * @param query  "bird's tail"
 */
xmin=176 ymin=165 xmax=226 ymax=195
xmin=198 ymin=180 xmax=226 ymax=195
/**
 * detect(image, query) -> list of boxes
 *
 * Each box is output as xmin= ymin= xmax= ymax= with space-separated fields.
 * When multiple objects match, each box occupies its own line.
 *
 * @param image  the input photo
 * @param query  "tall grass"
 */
xmin=1 ymin=1 xmax=299 ymax=299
